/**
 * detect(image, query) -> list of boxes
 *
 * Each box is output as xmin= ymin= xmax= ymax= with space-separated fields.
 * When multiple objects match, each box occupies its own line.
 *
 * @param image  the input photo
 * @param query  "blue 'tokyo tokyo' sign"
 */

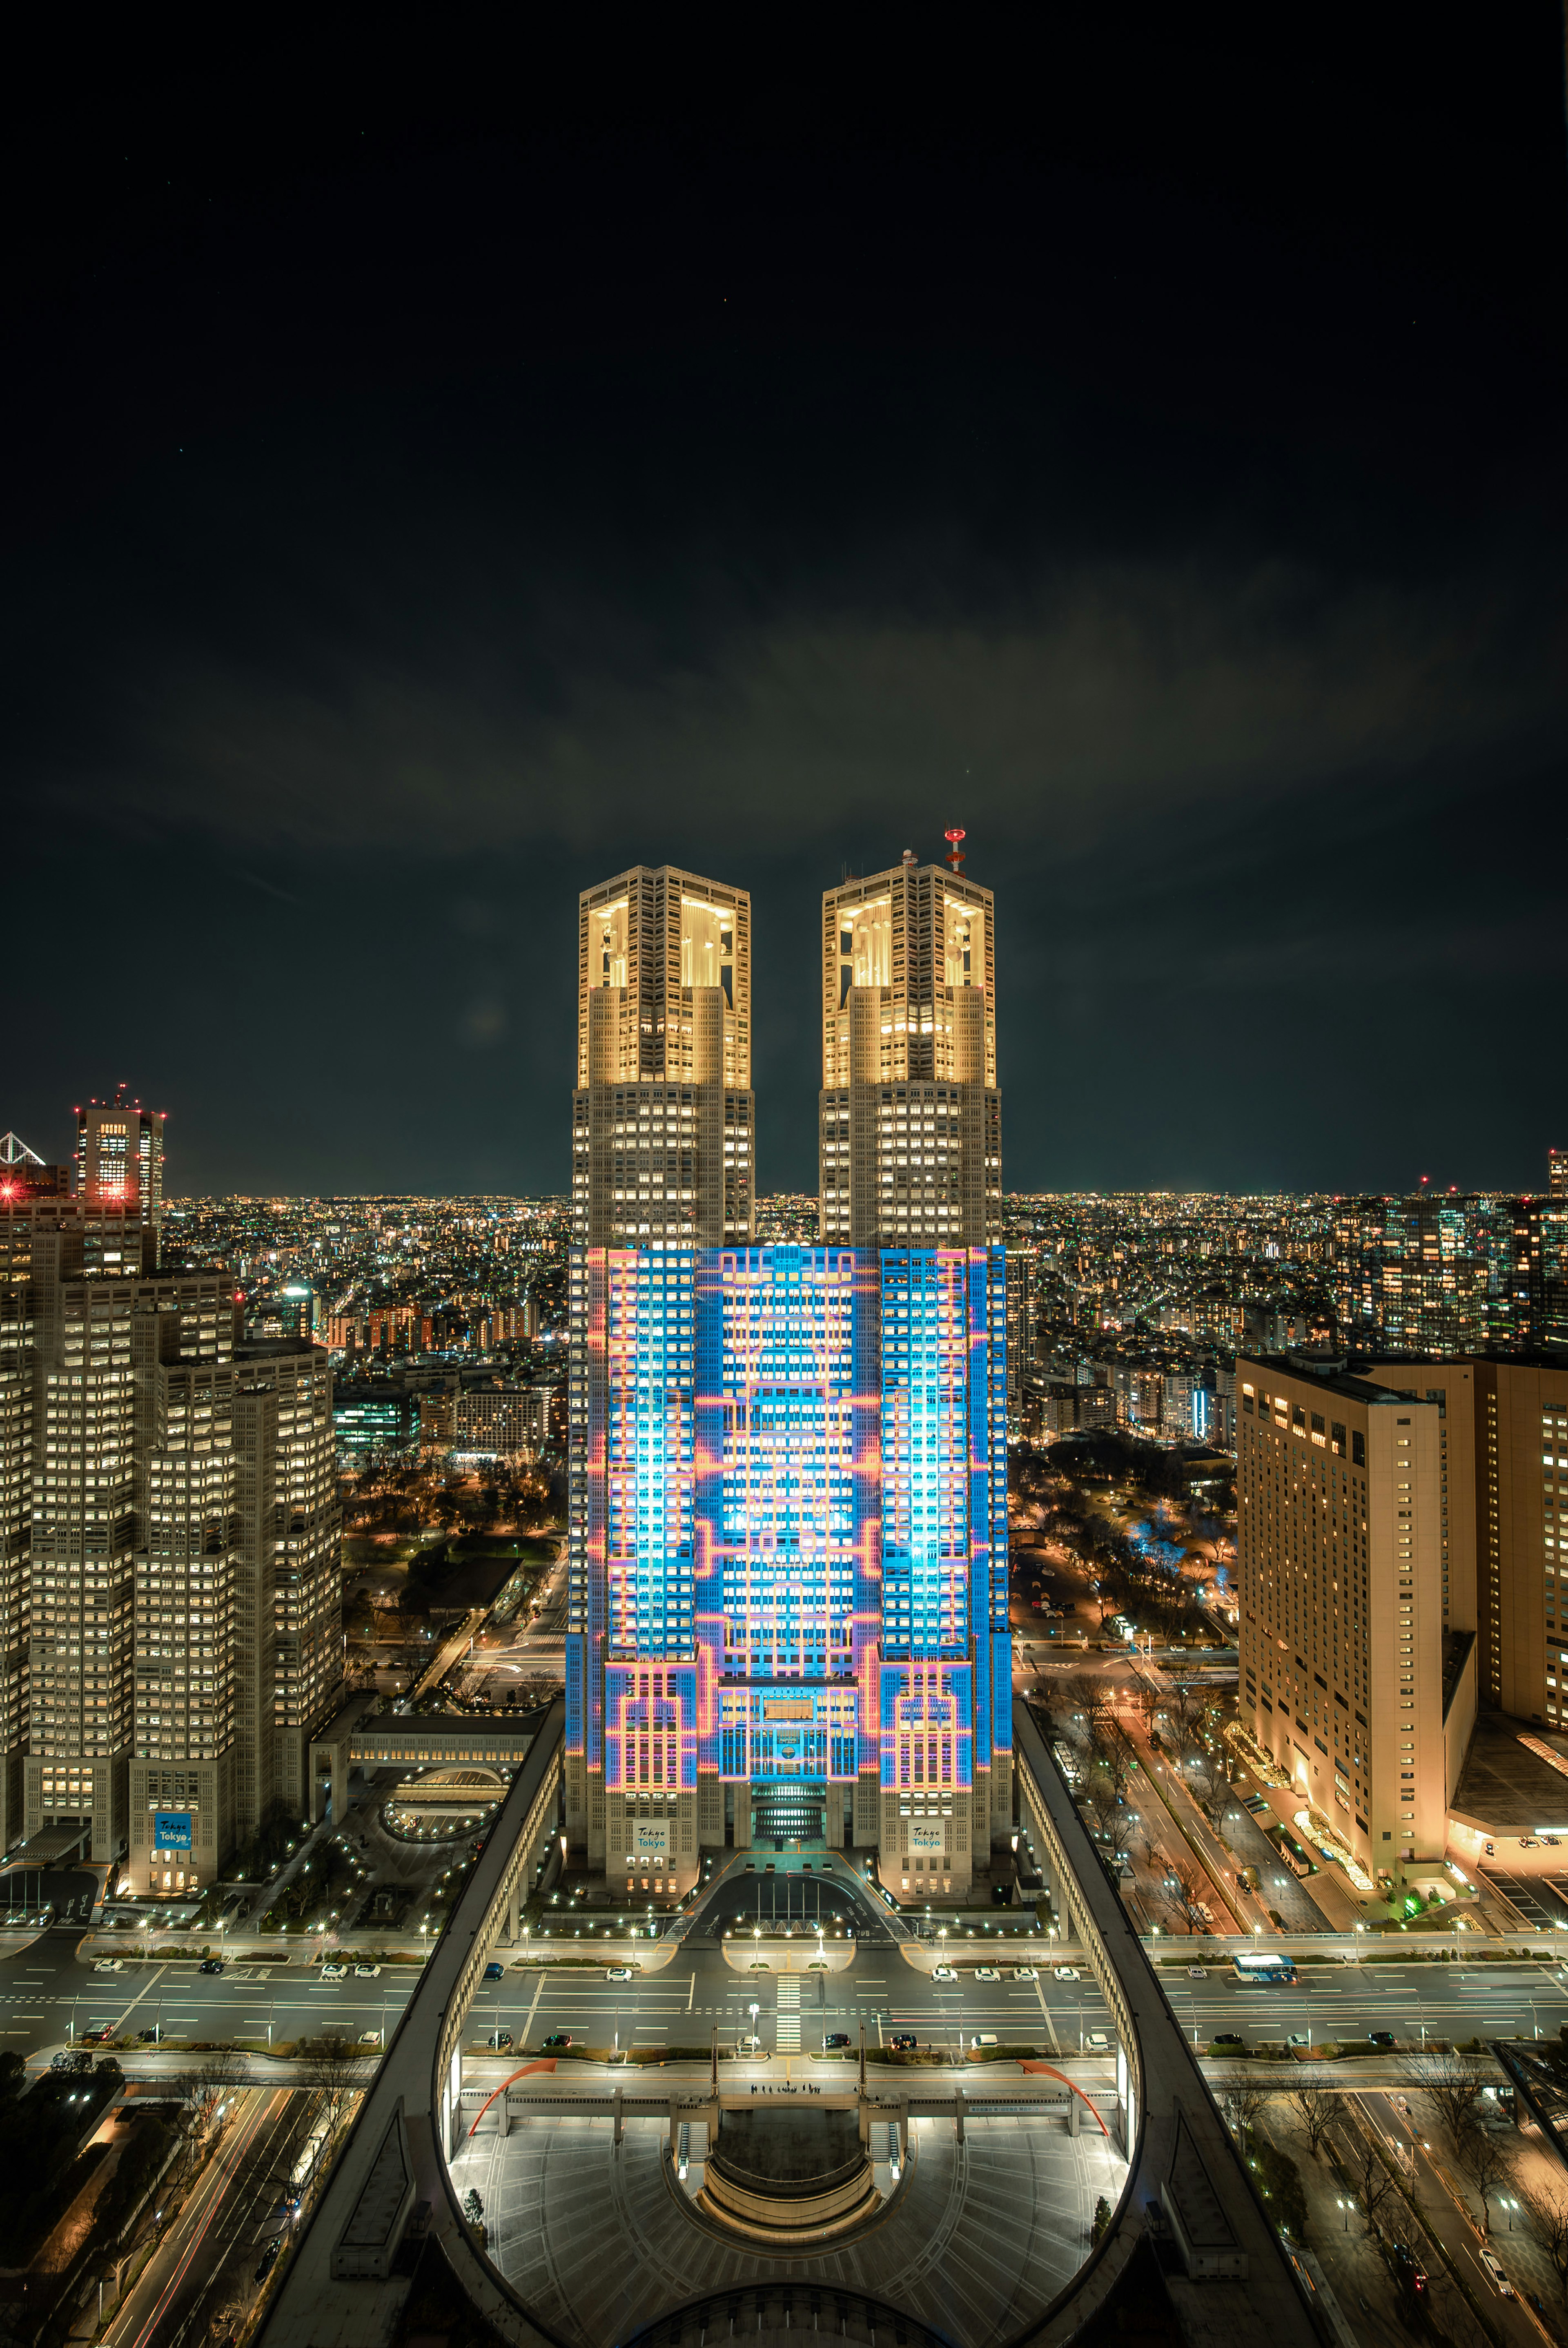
xmin=153 ymin=1811 xmax=193 ymax=1851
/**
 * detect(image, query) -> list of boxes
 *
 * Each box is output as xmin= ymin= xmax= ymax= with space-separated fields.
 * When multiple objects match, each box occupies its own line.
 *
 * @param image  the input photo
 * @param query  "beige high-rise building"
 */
xmin=0 ymin=1181 xmax=341 ymax=1888
xmin=818 ymin=851 xmax=1000 ymax=1245
xmin=1235 ymin=1355 xmax=1464 ymax=1888
xmin=76 ymin=1090 xmax=165 ymax=1224
xmin=572 ymin=866 xmax=754 ymax=1248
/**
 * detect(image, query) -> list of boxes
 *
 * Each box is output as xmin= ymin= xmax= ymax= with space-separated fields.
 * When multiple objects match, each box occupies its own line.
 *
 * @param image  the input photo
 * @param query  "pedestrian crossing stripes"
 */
xmin=775 ymin=1975 xmax=800 ymax=2052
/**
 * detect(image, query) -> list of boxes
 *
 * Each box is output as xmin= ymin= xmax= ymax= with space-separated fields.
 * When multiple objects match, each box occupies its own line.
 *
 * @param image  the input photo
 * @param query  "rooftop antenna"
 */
xmin=944 ymin=827 xmax=966 ymax=872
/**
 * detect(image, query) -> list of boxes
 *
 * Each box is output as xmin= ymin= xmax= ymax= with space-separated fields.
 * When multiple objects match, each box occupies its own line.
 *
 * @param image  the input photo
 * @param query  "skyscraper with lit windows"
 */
xmin=566 ymin=849 xmax=1010 ymax=1900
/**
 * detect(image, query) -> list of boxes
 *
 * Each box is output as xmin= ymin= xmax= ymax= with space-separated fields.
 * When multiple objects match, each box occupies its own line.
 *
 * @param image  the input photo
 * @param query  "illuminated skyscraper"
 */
xmin=76 ymin=1088 xmax=165 ymax=1225
xmin=572 ymin=866 xmax=753 ymax=1248
xmin=567 ymin=847 xmax=1011 ymax=1900
xmin=818 ymin=848 xmax=1000 ymax=1246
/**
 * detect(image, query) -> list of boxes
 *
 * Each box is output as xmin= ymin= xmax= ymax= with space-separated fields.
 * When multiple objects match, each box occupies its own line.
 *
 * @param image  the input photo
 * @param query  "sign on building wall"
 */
xmin=632 ymin=1821 xmax=670 ymax=1857
xmin=909 ymin=1822 xmax=945 ymax=1853
xmin=153 ymin=1811 xmax=193 ymax=1851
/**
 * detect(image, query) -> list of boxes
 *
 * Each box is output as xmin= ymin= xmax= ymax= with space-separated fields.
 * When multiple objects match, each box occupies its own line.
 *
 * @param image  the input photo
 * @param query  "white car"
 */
xmin=605 ymin=1965 xmax=634 ymax=1981
xmin=932 ymin=1965 xmax=958 ymax=1981
xmin=319 ymin=1961 xmax=348 ymax=1981
xmin=93 ymin=1958 xmax=123 ymax=1973
xmin=1054 ymin=1964 xmax=1080 ymax=1982
xmin=354 ymin=1963 xmax=381 ymax=1978
xmin=1085 ymin=2029 xmax=1111 ymax=2052
xmin=1479 ymin=2249 xmax=1514 ymax=2298
xmin=974 ymin=1966 xmax=1001 ymax=1981
xmin=1187 ymin=1965 xmax=1207 ymax=1979
xmin=737 ymin=2033 xmax=764 ymax=2055
xmin=1009 ymin=1967 xmax=1037 ymax=1981
xmin=358 ymin=2029 xmax=382 ymax=2045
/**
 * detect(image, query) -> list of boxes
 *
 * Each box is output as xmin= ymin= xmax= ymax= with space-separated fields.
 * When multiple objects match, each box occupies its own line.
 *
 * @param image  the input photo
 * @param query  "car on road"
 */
xmin=971 ymin=2033 xmax=999 ymax=2049
xmin=1054 ymin=1964 xmax=1079 ymax=1982
xmin=974 ymin=1967 xmax=1001 ymax=1981
xmin=136 ymin=2027 xmax=160 ymax=2043
xmin=199 ymin=1959 xmax=224 ymax=1975
xmin=254 ymin=2238 xmax=283 ymax=2284
xmin=354 ymin=1964 xmax=381 ymax=1978
xmin=822 ymin=2033 xmax=850 ymax=2050
xmin=1368 ymin=2029 xmax=1396 ymax=2048
xmin=1519 ymin=1837 xmax=1540 ymax=1850
xmin=932 ymin=1965 xmax=958 ymax=1981
xmin=1286 ymin=2032 xmax=1310 ymax=2047
xmin=358 ymin=2031 xmax=382 ymax=2046
xmin=319 ymin=1962 xmax=348 ymax=1981
xmin=1009 ymin=1967 xmax=1037 ymax=1981
xmin=1211 ymin=2031 xmax=1244 ymax=2049
xmin=81 ymin=2026 xmax=114 ymax=2045
xmin=1480 ymin=2249 xmax=1514 ymax=2297
xmin=1085 ymin=2030 xmax=1110 ymax=2052
xmin=542 ymin=2031 xmax=572 ymax=2050
xmin=1187 ymin=1966 xmax=1207 ymax=1979
xmin=93 ymin=1958 xmax=123 ymax=1973
xmin=890 ymin=2034 xmax=918 ymax=2051
xmin=605 ymin=1966 xmax=634 ymax=1981
xmin=487 ymin=2029 xmax=514 ymax=2050
xmin=483 ymin=1962 xmax=505 ymax=1980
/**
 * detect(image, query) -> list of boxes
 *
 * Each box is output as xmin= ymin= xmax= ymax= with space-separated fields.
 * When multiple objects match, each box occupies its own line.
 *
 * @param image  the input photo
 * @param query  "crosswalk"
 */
xmin=775 ymin=1976 xmax=800 ymax=2051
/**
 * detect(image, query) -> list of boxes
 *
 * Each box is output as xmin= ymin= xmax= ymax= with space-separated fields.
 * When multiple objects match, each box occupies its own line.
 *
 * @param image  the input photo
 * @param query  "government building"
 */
xmin=565 ymin=848 xmax=1012 ymax=1899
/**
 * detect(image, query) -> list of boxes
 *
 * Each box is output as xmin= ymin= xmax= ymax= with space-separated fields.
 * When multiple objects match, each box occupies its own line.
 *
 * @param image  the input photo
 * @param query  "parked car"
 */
xmin=1480 ymin=2249 xmax=1514 ymax=2298
xmin=81 ymin=2026 xmax=114 ymax=2045
xmin=1187 ymin=1965 xmax=1207 ymax=1980
xmin=354 ymin=1964 xmax=381 ymax=1978
xmin=1212 ymin=2031 xmax=1244 ymax=2049
xmin=974 ymin=1966 xmax=1001 ymax=1981
xmin=1368 ymin=2030 xmax=1396 ymax=2048
xmin=971 ymin=2033 xmax=1000 ymax=2049
xmin=932 ymin=1965 xmax=958 ymax=1981
xmin=358 ymin=2031 xmax=382 ymax=2046
xmin=319 ymin=1962 xmax=348 ymax=1981
xmin=199 ymin=1959 xmax=224 ymax=1975
xmin=487 ymin=2029 xmax=513 ymax=2050
xmin=541 ymin=2031 xmax=572 ymax=2050
xmin=136 ymin=2027 xmax=160 ymax=2043
xmin=890 ymin=2034 xmax=918 ymax=2051
xmin=1286 ymin=2032 xmax=1310 ymax=2048
xmin=605 ymin=1966 xmax=634 ymax=1982
xmin=822 ymin=2032 xmax=850 ymax=2050
xmin=93 ymin=1958 xmax=123 ymax=1973
xmin=1085 ymin=2030 xmax=1110 ymax=2052
xmin=1009 ymin=1967 xmax=1037 ymax=1981
xmin=1054 ymin=1964 xmax=1080 ymax=1982
xmin=483 ymin=1962 xmax=505 ymax=1981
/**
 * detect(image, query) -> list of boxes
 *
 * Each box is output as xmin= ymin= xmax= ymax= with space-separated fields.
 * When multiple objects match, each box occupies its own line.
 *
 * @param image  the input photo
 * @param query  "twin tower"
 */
xmin=564 ymin=853 xmax=1011 ymax=1902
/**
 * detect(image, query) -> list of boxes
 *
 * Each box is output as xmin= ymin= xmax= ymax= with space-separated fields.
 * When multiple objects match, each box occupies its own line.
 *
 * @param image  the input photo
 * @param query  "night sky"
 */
xmin=6 ymin=23 xmax=1566 ymax=1200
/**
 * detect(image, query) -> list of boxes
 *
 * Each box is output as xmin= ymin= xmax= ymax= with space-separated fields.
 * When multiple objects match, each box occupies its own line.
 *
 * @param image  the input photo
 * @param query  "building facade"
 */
xmin=1235 ymin=1355 xmax=1452 ymax=1888
xmin=76 ymin=1090 xmax=165 ymax=1218
xmin=818 ymin=854 xmax=1000 ymax=1247
xmin=0 ymin=1187 xmax=342 ymax=1886
xmin=566 ymin=848 xmax=1011 ymax=1901
xmin=572 ymin=866 xmax=754 ymax=1249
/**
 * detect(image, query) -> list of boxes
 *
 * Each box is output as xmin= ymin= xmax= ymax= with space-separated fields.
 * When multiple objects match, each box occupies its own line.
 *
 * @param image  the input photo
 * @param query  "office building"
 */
xmin=0 ymin=1182 xmax=341 ymax=1886
xmin=76 ymin=1089 xmax=165 ymax=1224
xmin=572 ymin=866 xmax=754 ymax=1249
xmin=567 ymin=846 xmax=1011 ymax=1900
xmin=818 ymin=851 xmax=1000 ymax=1247
xmin=1551 ymin=1148 xmax=1567 ymax=1199
xmin=1235 ymin=1354 xmax=1460 ymax=1887
xmin=1332 ymin=1195 xmax=1486 ymax=1354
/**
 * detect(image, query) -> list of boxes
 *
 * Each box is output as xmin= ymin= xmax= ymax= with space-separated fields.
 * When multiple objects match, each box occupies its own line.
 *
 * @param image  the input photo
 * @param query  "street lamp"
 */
xmin=1336 ymin=2198 xmax=1353 ymax=2232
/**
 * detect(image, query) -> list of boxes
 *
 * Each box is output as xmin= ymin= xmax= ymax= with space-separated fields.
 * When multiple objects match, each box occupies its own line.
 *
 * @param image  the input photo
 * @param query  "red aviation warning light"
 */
xmin=944 ymin=828 xmax=966 ymax=872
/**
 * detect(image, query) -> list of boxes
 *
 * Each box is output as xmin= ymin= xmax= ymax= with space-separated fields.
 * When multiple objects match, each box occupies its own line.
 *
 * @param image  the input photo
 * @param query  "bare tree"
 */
xmin=1157 ymin=1856 xmax=1207 ymax=1935
xmin=1082 ymin=1769 xmax=1123 ymax=1848
xmin=1457 ymin=2121 xmax=1512 ymax=2237
xmin=1217 ymin=2067 xmax=1272 ymax=2157
xmin=1351 ymin=2130 xmax=1398 ymax=2236
xmin=1404 ymin=2049 xmax=1488 ymax=2150
xmin=1518 ymin=2181 xmax=1568 ymax=2298
xmin=1284 ymin=2081 xmax=1339 ymax=2161
xmin=299 ymin=2031 xmax=373 ymax=2139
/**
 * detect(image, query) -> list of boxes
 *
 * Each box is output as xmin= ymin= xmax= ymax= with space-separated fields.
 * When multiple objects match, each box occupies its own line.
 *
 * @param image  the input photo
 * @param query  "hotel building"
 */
xmin=567 ymin=852 xmax=1011 ymax=1899
xmin=1235 ymin=1355 xmax=1455 ymax=1886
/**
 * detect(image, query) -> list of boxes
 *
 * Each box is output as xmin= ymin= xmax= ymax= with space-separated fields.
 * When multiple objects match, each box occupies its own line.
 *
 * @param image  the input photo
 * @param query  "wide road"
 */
xmin=7 ymin=1865 xmax=1568 ymax=2066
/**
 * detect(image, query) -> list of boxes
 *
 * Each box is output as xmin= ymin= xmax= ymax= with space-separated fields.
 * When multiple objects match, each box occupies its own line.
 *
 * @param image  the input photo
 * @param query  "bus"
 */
xmin=1232 ymin=1949 xmax=1297 ymax=1985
